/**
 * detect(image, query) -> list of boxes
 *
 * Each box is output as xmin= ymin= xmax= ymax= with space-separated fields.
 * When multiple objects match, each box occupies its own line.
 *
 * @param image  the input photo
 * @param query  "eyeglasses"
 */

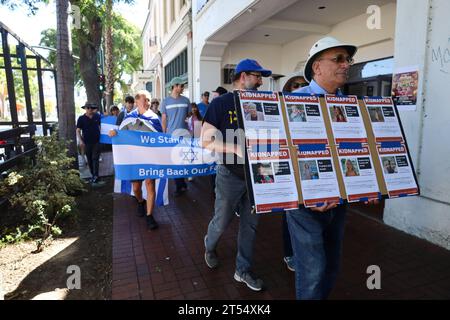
xmin=291 ymin=82 xmax=308 ymax=89
xmin=318 ymin=54 xmax=354 ymax=65
xmin=246 ymin=72 xmax=262 ymax=79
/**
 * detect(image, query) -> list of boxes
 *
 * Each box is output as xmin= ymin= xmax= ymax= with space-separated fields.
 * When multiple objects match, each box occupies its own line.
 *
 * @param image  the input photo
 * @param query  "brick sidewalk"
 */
xmin=112 ymin=177 xmax=450 ymax=300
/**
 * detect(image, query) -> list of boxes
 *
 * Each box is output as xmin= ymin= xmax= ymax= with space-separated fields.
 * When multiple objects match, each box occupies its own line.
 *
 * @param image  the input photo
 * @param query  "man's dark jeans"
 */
xmin=286 ymin=205 xmax=346 ymax=299
xmin=85 ymin=142 xmax=100 ymax=179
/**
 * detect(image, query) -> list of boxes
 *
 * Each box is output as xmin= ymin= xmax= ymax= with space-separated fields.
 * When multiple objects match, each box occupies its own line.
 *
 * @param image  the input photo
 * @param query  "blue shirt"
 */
xmin=293 ymin=79 xmax=343 ymax=95
xmin=197 ymin=102 xmax=209 ymax=118
xmin=160 ymin=95 xmax=191 ymax=135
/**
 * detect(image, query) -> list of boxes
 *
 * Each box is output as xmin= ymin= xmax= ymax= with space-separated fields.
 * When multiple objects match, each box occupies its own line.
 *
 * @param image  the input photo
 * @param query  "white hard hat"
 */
xmin=303 ymin=36 xmax=357 ymax=83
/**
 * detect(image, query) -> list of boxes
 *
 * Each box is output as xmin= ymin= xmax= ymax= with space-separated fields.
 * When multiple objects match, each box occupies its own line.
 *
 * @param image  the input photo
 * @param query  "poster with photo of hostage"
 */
xmin=376 ymin=142 xmax=419 ymax=198
xmin=392 ymin=65 xmax=419 ymax=111
xmin=337 ymin=143 xmax=381 ymax=202
xmin=325 ymin=95 xmax=368 ymax=144
xmin=247 ymin=147 xmax=298 ymax=213
xmin=238 ymin=91 xmax=287 ymax=146
xmin=363 ymin=97 xmax=404 ymax=143
xmin=297 ymin=145 xmax=341 ymax=208
xmin=282 ymin=93 xmax=329 ymax=145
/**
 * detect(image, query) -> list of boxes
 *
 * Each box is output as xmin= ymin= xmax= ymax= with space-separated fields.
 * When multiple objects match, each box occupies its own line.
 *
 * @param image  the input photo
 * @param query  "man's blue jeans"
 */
xmin=286 ymin=205 xmax=346 ymax=300
xmin=205 ymin=165 xmax=259 ymax=273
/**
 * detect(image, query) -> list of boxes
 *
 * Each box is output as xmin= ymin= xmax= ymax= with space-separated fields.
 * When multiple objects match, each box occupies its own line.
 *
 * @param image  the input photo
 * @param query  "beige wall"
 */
xmin=214 ymin=2 xmax=396 ymax=91
xmin=221 ymin=42 xmax=282 ymax=91
xmin=281 ymin=2 xmax=396 ymax=75
xmin=141 ymin=0 xmax=191 ymax=98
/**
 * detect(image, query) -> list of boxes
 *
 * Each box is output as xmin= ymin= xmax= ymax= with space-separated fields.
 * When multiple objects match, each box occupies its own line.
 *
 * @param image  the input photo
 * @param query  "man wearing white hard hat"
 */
xmin=287 ymin=37 xmax=378 ymax=300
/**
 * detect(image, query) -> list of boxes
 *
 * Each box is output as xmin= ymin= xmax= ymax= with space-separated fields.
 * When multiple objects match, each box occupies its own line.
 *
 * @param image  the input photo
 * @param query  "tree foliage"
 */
xmin=39 ymin=10 xmax=142 ymax=91
xmin=0 ymin=131 xmax=85 ymax=252
xmin=0 ymin=0 xmax=49 ymax=15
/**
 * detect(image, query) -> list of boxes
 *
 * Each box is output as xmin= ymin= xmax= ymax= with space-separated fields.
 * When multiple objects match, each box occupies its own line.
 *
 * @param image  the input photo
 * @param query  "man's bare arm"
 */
xmin=76 ymin=128 xmax=84 ymax=145
xmin=161 ymin=113 xmax=167 ymax=133
xmin=200 ymin=121 xmax=242 ymax=157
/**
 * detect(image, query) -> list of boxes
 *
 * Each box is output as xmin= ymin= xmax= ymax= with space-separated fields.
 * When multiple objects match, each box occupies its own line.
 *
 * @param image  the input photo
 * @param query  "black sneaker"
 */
xmin=137 ymin=200 xmax=146 ymax=217
xmin=146 ymin=215 xmax=158 ymax=230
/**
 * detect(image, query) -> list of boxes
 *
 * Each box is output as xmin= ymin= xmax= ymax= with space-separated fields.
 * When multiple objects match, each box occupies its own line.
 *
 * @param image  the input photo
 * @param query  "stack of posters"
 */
xmin=247 ymin=147 xmax=299 ymax=213
xmin=237 ymin=91 xmax=298 ymax=213
xmin=324 ymin=94 xmax=380 ymax=203
xmin=235 ymin=90 xmax=419 ymax=214
xmin=363 ymin=96 xmax=419 ymax=198
xmin=284 ymin=93 xmax=342 ymax=208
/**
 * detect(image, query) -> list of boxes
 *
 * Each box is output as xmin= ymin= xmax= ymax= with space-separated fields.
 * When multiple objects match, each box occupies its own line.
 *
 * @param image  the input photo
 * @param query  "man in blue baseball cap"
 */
xmin=233 ymin=59 xmax=272 ymax=91
xmin=200 ymin=58 xmax=272 ymax=292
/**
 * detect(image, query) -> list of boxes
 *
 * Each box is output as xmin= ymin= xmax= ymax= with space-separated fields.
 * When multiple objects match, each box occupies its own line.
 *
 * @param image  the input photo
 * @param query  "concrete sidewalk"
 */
xmin=111 ymin=176 xmax=450 ymax=300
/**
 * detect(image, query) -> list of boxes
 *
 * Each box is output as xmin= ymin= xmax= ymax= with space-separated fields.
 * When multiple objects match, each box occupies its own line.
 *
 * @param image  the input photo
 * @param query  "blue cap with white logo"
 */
xmin=235 ymin=59 xmax=272 ymax=77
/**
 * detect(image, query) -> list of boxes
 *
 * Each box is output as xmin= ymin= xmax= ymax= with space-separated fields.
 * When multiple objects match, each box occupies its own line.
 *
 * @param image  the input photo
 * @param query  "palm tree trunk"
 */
xmin=56 ymin=0 xmax=77 ymax=163
xmin=78 ymin=15 xmax=103 ymax=110
xmin=104 ymin=0 xmax=114 ymax=110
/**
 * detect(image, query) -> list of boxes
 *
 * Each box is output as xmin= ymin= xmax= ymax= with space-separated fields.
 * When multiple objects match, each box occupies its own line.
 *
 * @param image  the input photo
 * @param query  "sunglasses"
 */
xmin=291 ymin=82 xmax=308 ymax=89
xmin=318 ymin=54 xmax=354 ymax=65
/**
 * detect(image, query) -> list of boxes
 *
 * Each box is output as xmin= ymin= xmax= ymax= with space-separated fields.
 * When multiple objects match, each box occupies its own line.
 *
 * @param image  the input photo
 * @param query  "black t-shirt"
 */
xmin=76 ymin=113 xmax=101 ymax=144
xmin=203 ymin=92 xmax=245 ymax=180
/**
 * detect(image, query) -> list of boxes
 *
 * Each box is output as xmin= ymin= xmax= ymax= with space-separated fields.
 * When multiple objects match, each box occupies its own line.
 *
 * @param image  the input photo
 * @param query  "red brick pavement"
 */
xmin=112 ymin=177 xmax=450 ymax=300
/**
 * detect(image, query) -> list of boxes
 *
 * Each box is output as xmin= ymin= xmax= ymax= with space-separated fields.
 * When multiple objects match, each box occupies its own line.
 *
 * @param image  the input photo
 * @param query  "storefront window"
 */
xmin=345 ymin=57 xmax=394 ymax=97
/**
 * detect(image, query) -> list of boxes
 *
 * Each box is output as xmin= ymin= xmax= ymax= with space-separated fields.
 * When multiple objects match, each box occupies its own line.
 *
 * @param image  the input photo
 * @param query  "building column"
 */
xmin=166 ymin=0 xmax=173 ymax=32
xmin=174 ymin=0 xmax=181 ymax=19
xmin=194 ymin=41 xmax=228 ymax=100
xmin=384 ymin=0 xmax=450 ymax=250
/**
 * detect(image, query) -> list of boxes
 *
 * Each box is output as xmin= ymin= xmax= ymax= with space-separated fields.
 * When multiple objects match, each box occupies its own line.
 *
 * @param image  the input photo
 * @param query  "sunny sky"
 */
xmin=0 ymin=0 xmax=149 ymax=55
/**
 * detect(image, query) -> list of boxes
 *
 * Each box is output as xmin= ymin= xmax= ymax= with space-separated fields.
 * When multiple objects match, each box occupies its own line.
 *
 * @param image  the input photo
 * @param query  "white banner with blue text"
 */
xmin=100 ymin=115 xmax=118 ymax=144
xmin=112 ymin=130 xmax=217 ymax=180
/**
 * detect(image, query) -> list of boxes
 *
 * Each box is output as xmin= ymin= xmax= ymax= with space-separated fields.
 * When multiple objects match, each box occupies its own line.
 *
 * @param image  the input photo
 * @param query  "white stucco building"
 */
xmin=142 ymin=0 xmax=450 ymax=250
xmin=142 ymin=0 xmax=192 ymax=100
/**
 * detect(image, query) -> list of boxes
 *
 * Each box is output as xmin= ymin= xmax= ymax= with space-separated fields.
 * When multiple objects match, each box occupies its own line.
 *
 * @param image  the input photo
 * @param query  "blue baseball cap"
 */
xmin=235 ymin=59 xmax=272 ymax=77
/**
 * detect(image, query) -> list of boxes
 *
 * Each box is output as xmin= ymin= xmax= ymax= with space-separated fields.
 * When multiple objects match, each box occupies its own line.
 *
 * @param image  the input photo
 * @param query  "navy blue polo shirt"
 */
xmin=203 ymin=92 xmax=245 ymax=179
xmin=76 ymin=113 xmax=101 ymax=144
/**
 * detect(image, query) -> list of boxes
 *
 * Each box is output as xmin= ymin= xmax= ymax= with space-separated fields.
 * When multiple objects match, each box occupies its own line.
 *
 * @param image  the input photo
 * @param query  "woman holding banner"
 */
xmin=108 ymin=90 xmax=162 ymax=230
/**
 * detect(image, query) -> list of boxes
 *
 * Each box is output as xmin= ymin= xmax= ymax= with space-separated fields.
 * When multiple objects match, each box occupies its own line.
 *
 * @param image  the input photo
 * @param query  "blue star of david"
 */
xmin=181 ymin=148 xmax=198 ymax=163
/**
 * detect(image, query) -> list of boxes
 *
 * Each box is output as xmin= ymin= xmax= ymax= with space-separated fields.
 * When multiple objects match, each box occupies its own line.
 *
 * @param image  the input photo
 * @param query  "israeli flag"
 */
xmin=100 ymin=115 xmax=118 ymax=144
xmin=120 ymin=109 xmax=162 ymax=132
xmin=112 ymin=130 xmax=217 ymax=180
xmin=113 ymin=178 xmax=169 ymax=206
